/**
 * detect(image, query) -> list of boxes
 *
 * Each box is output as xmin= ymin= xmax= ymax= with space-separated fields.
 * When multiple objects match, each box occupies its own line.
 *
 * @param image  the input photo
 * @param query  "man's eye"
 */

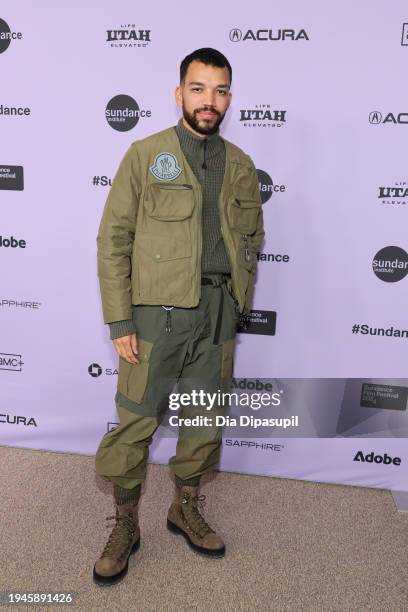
xmin=217 ymin=90 xmax=227 ymax=96
xmin=192 ymin=88 xmax=202 ymax=93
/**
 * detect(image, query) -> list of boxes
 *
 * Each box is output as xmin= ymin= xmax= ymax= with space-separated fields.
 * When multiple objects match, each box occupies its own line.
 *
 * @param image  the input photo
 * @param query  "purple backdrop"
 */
xmin=1 ymin=1 xmax=407 ymax=495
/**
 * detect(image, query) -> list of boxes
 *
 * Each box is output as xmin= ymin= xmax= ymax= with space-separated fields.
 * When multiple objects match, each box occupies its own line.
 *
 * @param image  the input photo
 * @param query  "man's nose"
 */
xmin=203 ymin=89 xmax=216 ymax=107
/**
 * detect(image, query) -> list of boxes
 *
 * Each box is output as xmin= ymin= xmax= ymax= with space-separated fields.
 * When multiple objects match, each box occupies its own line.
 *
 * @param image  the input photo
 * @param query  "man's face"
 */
xmin=175 ymin=60 xmax=232 ymax=136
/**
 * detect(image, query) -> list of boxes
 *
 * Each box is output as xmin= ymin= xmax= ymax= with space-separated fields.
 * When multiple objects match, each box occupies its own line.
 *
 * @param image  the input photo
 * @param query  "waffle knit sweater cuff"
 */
xmin=109 ymin=319 xmax=136 ymax=340
xmin=113 ymin=483 xmax=141 ymax=505
xmin=175 ymin=475 xmax=201 ymax=487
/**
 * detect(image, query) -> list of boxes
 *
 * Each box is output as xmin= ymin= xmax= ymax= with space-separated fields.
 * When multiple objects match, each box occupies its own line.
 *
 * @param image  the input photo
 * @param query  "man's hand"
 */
xmin=113 ymin=333 xmax=139 ymax=364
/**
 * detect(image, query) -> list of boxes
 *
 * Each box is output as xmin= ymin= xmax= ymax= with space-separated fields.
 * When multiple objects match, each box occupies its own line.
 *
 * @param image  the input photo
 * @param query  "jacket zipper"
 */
xmin=202 ymin=139 xmax=208 ymax=170
xmin=195 ymin=180 xmax=203 ymax=304
xmin=242 ymin=234 xmax=251 ymax=262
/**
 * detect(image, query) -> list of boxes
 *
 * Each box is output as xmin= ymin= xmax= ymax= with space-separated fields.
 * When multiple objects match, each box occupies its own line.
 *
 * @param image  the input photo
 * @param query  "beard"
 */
xmin=182 ymin=103 xmax=225 ymax=136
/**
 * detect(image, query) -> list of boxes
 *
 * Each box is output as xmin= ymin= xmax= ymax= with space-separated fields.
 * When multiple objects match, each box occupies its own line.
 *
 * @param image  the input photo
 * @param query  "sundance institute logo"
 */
xmin=372 ymin=246 xmax=408 ymax=282
xmin=105 ymin=95 xmax=151 ymax=131
xmin=256 ymin=169 xmax=286 ymax=204
xmin=0 ymin=18 xmax=22 ymax=54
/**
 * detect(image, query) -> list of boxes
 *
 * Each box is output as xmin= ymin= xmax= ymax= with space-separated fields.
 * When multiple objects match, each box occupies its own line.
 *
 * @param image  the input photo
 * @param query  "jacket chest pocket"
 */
xmin=228 ymin=196 xmax=260 ymax=235
xmin=136 ymin=183 xmax=195 ymax=300
xmin=144 ymin=182 xmax=195 ymax=227
xmin=227 ymin=196 xmax=260 ymax=271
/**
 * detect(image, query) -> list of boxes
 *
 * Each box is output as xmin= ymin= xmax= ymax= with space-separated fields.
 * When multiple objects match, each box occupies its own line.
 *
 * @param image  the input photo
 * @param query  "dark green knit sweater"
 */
xmin=108 ymin=118 xmax=230 ymax=340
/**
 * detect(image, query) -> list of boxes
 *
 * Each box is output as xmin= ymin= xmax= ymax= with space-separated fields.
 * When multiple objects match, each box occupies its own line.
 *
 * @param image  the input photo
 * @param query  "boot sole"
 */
xmin=167 ymin=520 xmax=225 ymax=558
xmin=93 ymin=537 xmax=140 ymax=586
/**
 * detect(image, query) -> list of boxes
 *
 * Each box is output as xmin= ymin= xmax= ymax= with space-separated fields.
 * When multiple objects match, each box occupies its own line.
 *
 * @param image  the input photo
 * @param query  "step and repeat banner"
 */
xmin=1 ymin=2 xmax=408 ymax=494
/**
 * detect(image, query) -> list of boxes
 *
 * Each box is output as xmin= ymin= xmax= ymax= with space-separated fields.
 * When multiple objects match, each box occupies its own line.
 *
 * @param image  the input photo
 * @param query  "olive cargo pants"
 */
xmin=95 ymin=274 xmax=239 ymax=489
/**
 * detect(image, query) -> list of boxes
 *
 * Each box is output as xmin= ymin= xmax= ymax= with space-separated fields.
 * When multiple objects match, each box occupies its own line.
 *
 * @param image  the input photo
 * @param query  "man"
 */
xmin=93 ymin=47 xmax=264 ymax=586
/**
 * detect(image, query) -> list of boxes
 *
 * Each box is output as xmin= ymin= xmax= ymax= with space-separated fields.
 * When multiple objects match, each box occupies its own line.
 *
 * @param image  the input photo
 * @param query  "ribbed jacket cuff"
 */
xmin=109 ymin=319 xmax=136 ymax=340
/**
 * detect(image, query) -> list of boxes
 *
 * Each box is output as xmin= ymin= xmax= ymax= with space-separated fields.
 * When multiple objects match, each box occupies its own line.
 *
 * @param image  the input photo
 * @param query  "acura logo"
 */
xmin=369 ymin=111 xmax=382 ymax=124
xmin=230 ymin=28 xmax=242 ymax=42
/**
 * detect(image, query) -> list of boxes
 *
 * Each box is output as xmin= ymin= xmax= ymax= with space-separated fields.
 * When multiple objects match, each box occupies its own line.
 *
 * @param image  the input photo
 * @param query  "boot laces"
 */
xmin=101 ymin=511 xmax=136 ymax=558
xmin=181 ymin=493 xmax=215 ymax=538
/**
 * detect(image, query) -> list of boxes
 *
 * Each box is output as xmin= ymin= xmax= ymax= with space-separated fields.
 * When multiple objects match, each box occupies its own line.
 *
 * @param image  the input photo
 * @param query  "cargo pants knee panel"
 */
xmin=117 ymin=338 xmax=154 ymax=404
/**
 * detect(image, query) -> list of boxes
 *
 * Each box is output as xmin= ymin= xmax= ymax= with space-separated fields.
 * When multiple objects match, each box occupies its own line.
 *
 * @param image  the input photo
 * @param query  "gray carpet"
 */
xmin=1 ymin=445 xmax=407 ymax=611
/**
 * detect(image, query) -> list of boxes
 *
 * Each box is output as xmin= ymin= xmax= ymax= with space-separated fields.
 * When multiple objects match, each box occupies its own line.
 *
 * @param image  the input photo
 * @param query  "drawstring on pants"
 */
xmin=162 ymin=306 xmax=174 ymax=333
xmin=162 ymin=275 xmax=231 ymax=342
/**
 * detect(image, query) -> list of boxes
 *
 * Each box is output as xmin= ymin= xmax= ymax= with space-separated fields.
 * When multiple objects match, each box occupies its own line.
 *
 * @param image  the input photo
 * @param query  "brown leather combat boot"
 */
xmin=93 ymin=484 xmax=141 ymax=586
xmin=167 ymin=482 xmax=225 ymax=558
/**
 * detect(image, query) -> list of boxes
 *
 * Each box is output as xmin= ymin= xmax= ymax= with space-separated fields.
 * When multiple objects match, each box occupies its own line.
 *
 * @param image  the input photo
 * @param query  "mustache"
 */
xmin=194 ymin=107 xmax=221 ymax=117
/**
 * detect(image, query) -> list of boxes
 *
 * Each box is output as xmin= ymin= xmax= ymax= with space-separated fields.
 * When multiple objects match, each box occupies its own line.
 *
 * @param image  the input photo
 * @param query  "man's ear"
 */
xmin=175 ymin=85 xmax=182 ymax=108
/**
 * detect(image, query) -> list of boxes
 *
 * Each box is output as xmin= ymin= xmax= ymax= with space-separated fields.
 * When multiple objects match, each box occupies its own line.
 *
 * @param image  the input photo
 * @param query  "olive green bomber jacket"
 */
xmin=96 ymin=125 xmax=265 ymax=324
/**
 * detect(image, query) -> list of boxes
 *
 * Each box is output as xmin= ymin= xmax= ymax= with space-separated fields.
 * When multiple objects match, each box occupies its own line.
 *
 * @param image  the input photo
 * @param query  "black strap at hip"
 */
xmin=201 ymin=276 xmax=225 ymax=345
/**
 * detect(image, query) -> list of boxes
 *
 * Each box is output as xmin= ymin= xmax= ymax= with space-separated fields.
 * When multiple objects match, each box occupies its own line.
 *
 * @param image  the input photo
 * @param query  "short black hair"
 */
xmin=180 ymin=47 xmax=232 ymax=85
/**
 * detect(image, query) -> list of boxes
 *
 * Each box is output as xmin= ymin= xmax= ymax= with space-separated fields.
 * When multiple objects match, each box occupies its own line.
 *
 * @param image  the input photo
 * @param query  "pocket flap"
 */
xmin=136 ymin=338 xmax=154 ymax=363
xmin=136 ymin=233 xmax=192 ymax=262
xmin=117 ymin=337 xmax=154 ymax=405
xmin=228 ymin=196 xmax=260 ymax=234
xmin=234 ymin=198 xmax=260 ymax=209
xmin=146 ymin=183 xmax=195 ymax=221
